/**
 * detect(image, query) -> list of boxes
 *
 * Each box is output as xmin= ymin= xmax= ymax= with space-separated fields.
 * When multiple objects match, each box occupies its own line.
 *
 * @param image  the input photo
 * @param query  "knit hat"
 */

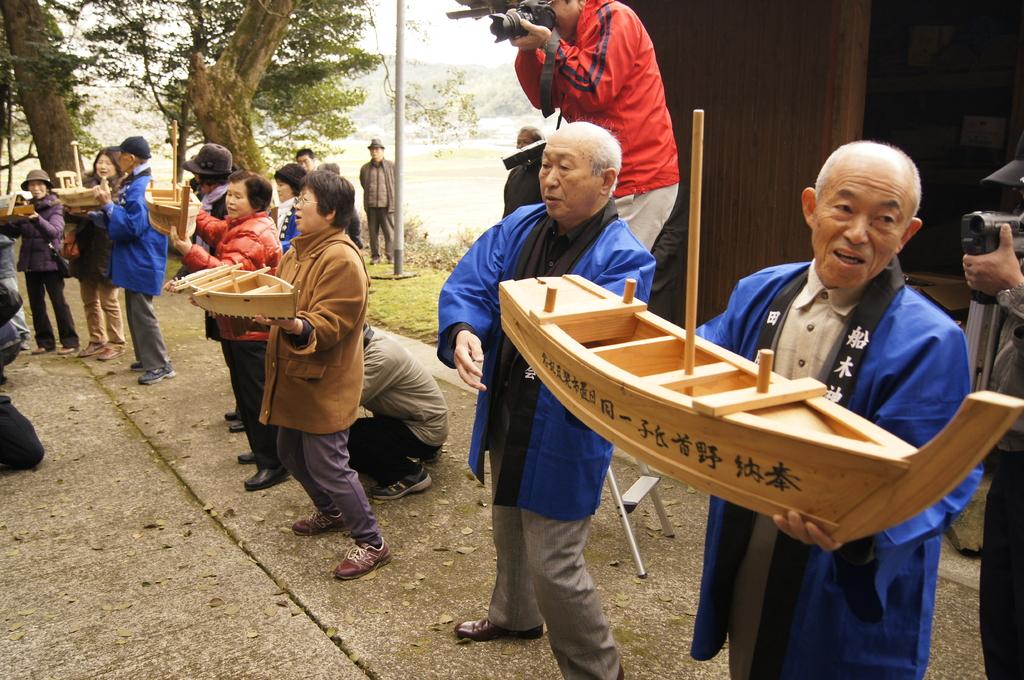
xmin=20 ymin=168 xmax=52 ymax=191
xmin=183 ymin=143 xmax=233 ymax=177
xmin=274 ymin=163 xmax=307 ymax=194
xmin=116 ymin=136 xmax=151 ymax=160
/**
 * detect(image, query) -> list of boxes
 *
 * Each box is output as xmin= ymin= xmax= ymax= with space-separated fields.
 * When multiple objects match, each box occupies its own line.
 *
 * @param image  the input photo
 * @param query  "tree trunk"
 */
xmin=0 ymin=0 xmax=77 ymax=178
xmin=187 ymin=0 xmax=296 ymax=173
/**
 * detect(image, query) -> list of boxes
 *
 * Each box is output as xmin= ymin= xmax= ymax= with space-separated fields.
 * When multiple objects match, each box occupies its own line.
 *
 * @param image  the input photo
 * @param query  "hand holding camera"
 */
xmin=963 ymin=223 xmax=1024 ymax=297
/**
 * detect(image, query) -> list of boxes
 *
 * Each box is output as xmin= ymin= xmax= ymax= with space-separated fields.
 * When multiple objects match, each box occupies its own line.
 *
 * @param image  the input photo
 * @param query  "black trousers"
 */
xmin=221 ymin=339 xmax=279 ymax=470
xmin=24 ymin=271 xmax=78 ymax=350
xmin=348 ymin=415 xmax=439 ymax=486
xmin=981 ymin=453 xmax=1024 ymax=680
xmin=0 ymin=396 xmax=44 ymax=469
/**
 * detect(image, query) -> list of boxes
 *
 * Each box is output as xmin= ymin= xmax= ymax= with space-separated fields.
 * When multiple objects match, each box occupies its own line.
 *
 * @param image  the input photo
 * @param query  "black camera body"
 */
xmin=490 ymin=0 xmax=557 ymax=42
xmin=502 ymin=139 xmax=546 ymax=171
xmin=961 ymin=211 xmax=1024 ymax=256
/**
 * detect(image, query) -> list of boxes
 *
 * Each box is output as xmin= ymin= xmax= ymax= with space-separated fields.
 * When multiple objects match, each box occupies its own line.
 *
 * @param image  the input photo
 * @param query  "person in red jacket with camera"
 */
xmin=513 ymin=0 xmax=679 ymax=250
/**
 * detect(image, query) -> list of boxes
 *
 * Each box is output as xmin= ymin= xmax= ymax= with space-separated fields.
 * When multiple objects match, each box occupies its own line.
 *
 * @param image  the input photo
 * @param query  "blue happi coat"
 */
xmin=105 ymin=169 xmax=167 ymax=296
xmin=437 ymin=204 xmax=655 ymax=520
xmin=691 ymin=262 xmax=979 ymax=679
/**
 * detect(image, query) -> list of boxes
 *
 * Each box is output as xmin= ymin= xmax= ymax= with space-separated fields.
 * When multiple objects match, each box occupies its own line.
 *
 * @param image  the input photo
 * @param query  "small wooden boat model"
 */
xmin=189 ymin=267 xmax=296 ymax=319
xmin=146 ymin=183 xmax=199 ymax=241
xmin=0 ymin=193 xmax=36 ymax=223
xmin=499 ymin=274 xmax=1024 ymax=542
xmin=52 ymin=167 xmax=102 ymax=212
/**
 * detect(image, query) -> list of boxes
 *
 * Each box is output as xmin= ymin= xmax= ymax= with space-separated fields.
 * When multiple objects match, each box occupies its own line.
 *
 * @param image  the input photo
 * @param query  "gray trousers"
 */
xmin=277 ymin=427 xmax=381 ymax=546
xmin=0 ymin=277 xmax=29 ymax=342
xmin=488 ymin=457 xmax=620 ymax=679
xmin=365 ymin=207 xmax=394 ymax=261
xmin=124 ymin=290 xmax=170 ymax=371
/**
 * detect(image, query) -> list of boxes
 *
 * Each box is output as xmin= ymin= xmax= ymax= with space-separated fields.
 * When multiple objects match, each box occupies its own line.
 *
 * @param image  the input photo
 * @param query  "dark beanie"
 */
xmin=116 ymin=136 xmax=151 ymax=159
xmin=274 ymin=163 xmax=307 ymax=194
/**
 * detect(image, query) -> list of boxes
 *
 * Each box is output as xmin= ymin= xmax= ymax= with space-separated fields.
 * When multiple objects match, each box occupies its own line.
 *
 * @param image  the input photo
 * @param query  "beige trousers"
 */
xmin=79 ymin=279 xmax=125 ymax=346
xmin=615 ymin=182 xmax=680 ymax=251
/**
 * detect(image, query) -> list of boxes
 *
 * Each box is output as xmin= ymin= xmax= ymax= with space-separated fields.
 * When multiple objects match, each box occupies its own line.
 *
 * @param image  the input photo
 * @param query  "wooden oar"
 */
xmin=684 ymin=109 xmax=705 ymax=374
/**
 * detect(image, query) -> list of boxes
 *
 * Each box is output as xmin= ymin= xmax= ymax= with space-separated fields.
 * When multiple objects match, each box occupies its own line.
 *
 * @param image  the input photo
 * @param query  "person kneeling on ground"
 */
xmin=256 ymin=170 xmax=390 ymax=580
xmin=170 ymin=170 xmax=287 ymax=492
xmin=0 ymin=392 xmax=44 ymax=469
xmin=346 ymin=326 xmax=449 ymax=500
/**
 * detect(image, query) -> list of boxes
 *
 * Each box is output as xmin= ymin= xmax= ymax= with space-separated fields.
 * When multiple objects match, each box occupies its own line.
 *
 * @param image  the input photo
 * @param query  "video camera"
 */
xmin=961 ymin=210 xmax=1024 ymax=256
xmin=502 ymin=139 xmax=546 ymax=171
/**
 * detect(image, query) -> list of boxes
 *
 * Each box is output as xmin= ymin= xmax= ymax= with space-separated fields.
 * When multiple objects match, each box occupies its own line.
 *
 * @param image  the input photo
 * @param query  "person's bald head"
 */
xmin=815 ymin=141 xmax=921 ymax=219
xmin=541 ymin=123 xmax=621 ymax=231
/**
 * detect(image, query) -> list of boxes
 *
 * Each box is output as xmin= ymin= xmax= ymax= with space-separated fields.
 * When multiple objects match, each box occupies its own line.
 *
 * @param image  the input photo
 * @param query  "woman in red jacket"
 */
xmin=169 ymin=170 xmax=287 ymax=492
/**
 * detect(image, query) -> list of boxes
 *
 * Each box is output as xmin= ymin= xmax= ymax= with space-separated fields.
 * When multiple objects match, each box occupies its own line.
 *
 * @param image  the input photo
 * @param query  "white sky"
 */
xmin=361 ymin=1 xmax=515 ymax=67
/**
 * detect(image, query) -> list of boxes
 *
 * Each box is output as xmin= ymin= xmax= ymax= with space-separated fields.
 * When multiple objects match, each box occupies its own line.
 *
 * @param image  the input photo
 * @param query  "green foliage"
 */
xmin=405 ymin=68 xmax=479 ymax=148
xmin=76 ymin=0 xmax=375 ymax=157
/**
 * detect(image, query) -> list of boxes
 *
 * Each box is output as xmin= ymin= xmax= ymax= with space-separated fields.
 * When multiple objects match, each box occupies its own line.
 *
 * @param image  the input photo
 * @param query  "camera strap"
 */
xmin=540 ymin=28 xmax=560 ymax=118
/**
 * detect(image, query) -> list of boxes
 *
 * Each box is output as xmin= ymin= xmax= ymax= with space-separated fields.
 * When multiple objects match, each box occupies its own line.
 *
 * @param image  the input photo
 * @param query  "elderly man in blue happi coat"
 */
xmin=691 ymin=141 xmax=979 ymax=679
xmin=438 ymin=121 xmax=654 ymax=680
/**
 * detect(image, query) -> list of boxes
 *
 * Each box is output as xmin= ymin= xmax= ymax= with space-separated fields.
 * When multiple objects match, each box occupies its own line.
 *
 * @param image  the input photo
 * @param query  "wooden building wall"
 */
xmin=629 ymin=0 xmax=871 ymax=320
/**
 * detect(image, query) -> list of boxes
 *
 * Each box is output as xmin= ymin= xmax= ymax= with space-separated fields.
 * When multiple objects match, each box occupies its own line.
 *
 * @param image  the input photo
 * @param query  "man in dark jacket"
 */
xmin=94 ymin=136 xmax=174 ymax=385
xmin=962 ymin=137 xmax=1024 ymax=680
xmin=358 ymin=139 xmax=395 ymax=264
xmin=503 ymin=126 xmax=545 ymax=217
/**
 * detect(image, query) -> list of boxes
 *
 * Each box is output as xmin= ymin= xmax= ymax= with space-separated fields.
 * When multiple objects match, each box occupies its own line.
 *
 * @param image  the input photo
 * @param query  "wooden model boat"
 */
xmin=145 ymin=183 xmax=199 ymax=241
xmin=0 ymin=193 xmax=36 ymax=223
xmin=189 ymin=267 xmax=296 ymax=319
xmin=499 ymin=274 xmax=1024 ymax=543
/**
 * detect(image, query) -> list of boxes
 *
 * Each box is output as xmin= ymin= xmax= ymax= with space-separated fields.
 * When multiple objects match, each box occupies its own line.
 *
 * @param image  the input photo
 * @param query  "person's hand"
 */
xmin=170 ymin=232 xmax=192 ymax=256
xmin=163 ymin=279 xmax=178 ymax=293
xmin=254 ymin=315 xmax=303 ymax=334
xmin=963 ymin=223 xmax=1024 ymax=296
xmin=454 ymin=329 xmax=486 ymax=391
xmin=93 ymin=184 xmax=112 ymax=206
xmin=772 ymin=510 xmax=843 ymax=552
xmin=510 ymin=17 xmax=552 ymax=51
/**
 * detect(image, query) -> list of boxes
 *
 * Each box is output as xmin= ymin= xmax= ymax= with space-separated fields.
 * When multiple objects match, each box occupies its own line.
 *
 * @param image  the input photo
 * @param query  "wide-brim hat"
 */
xmin=983 ymin=129 xmax=1024 ymax=188
xmin=21 ymin=168 xmax=52 ymax=191
xmin=183 ymin=143 xmax=233 ymax=177
xmin=368 ymin=138 xmax=385 ymax=149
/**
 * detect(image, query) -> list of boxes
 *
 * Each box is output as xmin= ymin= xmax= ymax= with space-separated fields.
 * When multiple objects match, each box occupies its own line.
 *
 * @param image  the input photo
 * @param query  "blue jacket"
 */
xmin=437 ymin=204 xmax=655 ymax=520
xmin=105 ymin=170 xmax=167 ymax=296
xmin=691 ymin=262 xmax=979 ymax=679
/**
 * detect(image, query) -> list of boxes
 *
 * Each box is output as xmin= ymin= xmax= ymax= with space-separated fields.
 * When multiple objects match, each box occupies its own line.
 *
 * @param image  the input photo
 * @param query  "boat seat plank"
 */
xmin=691 ymin=377 xmax=826 ymax=417
xmin=530 ymin=299 xmax=648 ymax=326
xmin=592 ymin=335 xmax=678 ymax=355
xmin=648 ymin=362 xmax=743 ymax=388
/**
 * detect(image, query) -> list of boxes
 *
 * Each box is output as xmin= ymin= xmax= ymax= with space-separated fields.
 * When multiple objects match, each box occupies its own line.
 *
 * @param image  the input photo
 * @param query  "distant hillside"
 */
xmin=351 ymin=60 xmax=540 ymax=139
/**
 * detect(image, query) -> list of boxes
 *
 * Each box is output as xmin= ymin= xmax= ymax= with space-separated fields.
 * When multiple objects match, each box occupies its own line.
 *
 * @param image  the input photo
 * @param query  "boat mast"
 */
xmin=684 ymin=110 xmax=704 ymax=374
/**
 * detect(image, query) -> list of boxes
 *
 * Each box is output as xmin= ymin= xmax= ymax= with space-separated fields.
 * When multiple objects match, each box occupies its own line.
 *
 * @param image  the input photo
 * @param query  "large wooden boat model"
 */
xmin=0 ymin=193 xmax=36 ymax=223
xmin=171 ymin=263 xmax=296 ymax=319
xmin=499 ymin=274 xmax=1024 ymax=542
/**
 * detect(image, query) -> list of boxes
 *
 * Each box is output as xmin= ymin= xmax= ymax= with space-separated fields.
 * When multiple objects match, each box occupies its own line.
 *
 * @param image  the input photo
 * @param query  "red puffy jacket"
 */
xmin=184 ymin=211 xmax=282 ymax=341
xmin=515 ymin=0 xmax=679 ymax=198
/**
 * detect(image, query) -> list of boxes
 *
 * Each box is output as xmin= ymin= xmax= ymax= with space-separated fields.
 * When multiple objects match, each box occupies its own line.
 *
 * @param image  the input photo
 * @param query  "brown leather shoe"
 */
xmin=77 ymin=342 xmax=105 ymax=358
xmin=57 ymin=346 xmax=79 ymax=355
xmin=454 ymin=618 xmax=543 ymax=642
xmin=96 ymin=345 xmax=126 ymax=361
xmin=30 ymin=346 xmax=54 ymax=355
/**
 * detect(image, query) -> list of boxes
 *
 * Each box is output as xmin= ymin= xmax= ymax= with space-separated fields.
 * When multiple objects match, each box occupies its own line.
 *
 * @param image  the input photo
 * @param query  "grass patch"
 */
xmin=366 ymin=263 xmax=448 ymax=343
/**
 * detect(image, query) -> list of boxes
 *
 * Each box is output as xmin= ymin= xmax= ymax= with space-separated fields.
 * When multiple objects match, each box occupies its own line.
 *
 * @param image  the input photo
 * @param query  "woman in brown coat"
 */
xmin=256 ymin=170 xmax=389 ymax=580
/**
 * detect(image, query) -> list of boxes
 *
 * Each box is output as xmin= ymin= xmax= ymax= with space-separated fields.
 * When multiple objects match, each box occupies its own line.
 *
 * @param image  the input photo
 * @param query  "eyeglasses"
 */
xmin=294 ymin=196 xmax=317 ymax=207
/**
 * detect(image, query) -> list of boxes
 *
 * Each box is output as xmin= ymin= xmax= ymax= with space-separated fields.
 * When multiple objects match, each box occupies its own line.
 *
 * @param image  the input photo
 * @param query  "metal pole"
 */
xmin=393 ymin=0 xmax=405 ymax=275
